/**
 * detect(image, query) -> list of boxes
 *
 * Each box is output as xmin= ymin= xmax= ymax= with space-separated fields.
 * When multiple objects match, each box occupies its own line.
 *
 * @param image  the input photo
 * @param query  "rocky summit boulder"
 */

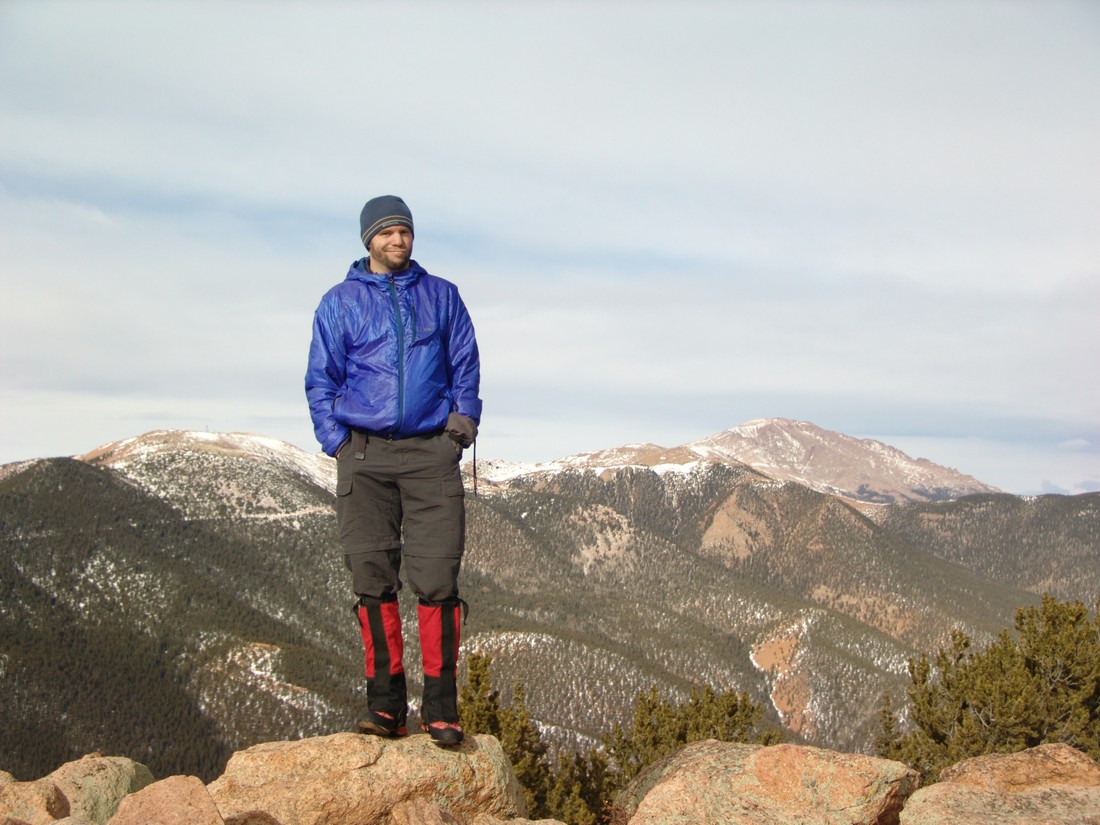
xmin=609 ymin=739 xmax=919 ymax=825
xmin=899 ymin=742 xmax=1100 ymax=824
xmin=45 ymin=753 xmax=153 ymax=824
xmin=109 ymin=775 xmax=223 ymax=825
xmin=9 ymin=737 xmax=1099 ymax=824
xmin=0 ymin=777 xmax=70 ymax=825
xmin=206 ymin=732 xmax=526 ymax=825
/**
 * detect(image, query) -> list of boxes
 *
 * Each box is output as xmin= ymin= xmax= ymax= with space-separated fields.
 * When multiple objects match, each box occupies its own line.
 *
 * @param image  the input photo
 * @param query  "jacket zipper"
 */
xmin=388 ymin=276 xmax=406 ymax=434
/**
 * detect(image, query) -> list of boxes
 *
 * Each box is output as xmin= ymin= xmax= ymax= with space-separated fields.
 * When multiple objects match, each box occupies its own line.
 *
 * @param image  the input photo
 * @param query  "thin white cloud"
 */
xmin=1 ymin=0 xmax=1098 ymax=494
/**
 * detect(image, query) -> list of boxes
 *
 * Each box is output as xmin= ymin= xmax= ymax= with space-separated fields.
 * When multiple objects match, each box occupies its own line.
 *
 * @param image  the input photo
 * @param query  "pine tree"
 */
xmin=876 ymin=596 xmax=1100 ymax=781
xmin=1017 ymin=595 xmax=1100 ymax=751
xmin=604 ymin=684 xmax=777 ymax=786
xmin=874 ymin=691 xmax=901 ymax=760
xmin=545 ymin=751 xmax=599 ymax=825
xmin=459 ymin=652 xmax=502 ymax=737
xmin=459 ymin=655 xmax=558 ymax=818
xmin=544 ymin=748 xmax=614 ymax=825
xmin=499 ymin=681 xmax=551 ymax=817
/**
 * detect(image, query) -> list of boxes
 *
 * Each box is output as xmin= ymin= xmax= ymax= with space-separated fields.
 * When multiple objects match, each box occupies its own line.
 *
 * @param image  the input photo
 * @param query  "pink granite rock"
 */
xmin=47 ymin=753 xmax=153 ymax=824
xmin=610 ymin=739 xmax=918 ymax=825
xmin=900 ymin=743 xmax=1100 ymax=824
xmin=207 ymin=732 xmax=524 ymax=825
xmin=108 ymin=775 xmax=223 ymax=825
xmin=0 ymin=778 xmax=69 ymax=825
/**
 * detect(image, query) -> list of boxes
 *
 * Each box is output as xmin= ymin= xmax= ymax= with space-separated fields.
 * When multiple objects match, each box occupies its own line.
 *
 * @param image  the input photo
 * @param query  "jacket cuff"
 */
xmin=325 ymin=428 xmax=350 ymax=457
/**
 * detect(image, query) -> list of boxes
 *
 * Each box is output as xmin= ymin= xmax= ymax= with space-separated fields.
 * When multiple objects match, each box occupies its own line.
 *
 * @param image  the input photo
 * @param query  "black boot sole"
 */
xmin=420 ymin=722 xmax=464 ymax=747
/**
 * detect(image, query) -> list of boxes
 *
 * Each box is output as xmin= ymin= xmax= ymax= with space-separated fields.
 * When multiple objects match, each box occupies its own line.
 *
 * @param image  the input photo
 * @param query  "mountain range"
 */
xmin=479 ymin=418 xmax=999 ymax=504
xmin=1 ymin=419 xmax=1096 ymax=782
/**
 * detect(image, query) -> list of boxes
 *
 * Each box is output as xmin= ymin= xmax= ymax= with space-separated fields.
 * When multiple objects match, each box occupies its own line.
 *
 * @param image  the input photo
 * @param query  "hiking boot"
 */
xmin=421 ymin=720 xmax=464 ymax=747
xmin=358 ymin=709 xmax=408 ymax=738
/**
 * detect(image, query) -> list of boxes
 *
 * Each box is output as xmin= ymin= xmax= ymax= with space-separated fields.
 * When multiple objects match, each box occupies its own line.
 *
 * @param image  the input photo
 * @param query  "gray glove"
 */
xmin=445 ymin=412 xmax=478 ymax=449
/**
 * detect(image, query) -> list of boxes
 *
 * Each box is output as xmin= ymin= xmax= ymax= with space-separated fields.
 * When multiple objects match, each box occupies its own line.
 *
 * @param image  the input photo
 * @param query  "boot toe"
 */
xmin=421 ymin=721 xmax=464 ymax=747
xmin=358 ymin=710 xmax=408 ymax=737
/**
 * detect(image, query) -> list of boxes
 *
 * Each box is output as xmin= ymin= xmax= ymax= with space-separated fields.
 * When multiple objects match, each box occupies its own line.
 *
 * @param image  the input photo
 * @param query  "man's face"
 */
xmin=368 ymin=226 xmax=413 ymax=273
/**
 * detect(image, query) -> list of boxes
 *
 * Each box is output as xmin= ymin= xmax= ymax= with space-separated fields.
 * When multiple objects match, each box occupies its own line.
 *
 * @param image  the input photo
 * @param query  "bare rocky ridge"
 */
xmin=4 ymin=739 xmax=1098 ymax=825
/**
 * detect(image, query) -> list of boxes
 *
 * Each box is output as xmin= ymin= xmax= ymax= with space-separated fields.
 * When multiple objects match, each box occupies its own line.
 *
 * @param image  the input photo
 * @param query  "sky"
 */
xmin=1 ymin=1 xmax=1098 ymax=496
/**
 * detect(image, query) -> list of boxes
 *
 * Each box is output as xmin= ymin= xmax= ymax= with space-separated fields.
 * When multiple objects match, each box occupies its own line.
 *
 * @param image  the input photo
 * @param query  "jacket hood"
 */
xmin=345 ymin=257 xmax=425 ymax=287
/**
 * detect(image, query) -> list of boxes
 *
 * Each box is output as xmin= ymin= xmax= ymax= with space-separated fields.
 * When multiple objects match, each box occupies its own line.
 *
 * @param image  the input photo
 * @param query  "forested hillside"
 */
xmin=463 ymin=464 xmax=1035 ymax=750
xmin=1 ymin=431 xmax=1091 ymax=786
xmin=873 ymin=492 xmax=1100 ymax=603
xmin=0 ymin=457 xmax=360 ymax=780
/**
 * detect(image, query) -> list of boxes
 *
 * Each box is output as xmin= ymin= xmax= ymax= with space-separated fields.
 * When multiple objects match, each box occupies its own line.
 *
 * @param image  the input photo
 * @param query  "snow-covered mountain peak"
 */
xmin=80 ymin=429 xmax=336 ymax=494
xmin=76 ymin=430 xmax=337 ymax=520
xmin=684 ymin=418 xmax=998 ymax=503
xmin=486 ymin=418 xmax=998 ymax=504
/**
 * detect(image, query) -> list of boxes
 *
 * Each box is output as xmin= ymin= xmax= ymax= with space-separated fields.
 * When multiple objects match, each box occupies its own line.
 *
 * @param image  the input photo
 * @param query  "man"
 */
xmin=305 ymin=195 xmax=481 ymax=747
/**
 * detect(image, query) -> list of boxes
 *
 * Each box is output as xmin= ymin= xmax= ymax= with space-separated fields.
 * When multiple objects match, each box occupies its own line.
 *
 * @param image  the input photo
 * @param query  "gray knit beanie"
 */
xmin=360 ymin=195 xmax=414 ymax=248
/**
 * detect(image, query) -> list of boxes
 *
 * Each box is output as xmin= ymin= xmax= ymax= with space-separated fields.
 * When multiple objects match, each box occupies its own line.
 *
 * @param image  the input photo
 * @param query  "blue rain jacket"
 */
xmin=306 ymin=258 xmax=482 ymax=456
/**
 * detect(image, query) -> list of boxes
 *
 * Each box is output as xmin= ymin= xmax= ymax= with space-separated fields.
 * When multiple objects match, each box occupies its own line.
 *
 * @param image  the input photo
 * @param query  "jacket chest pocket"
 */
xmin=408 ymin=297 xmax=444 ymax=345
xmin=412 ymin=323 xmax=443 ymax=348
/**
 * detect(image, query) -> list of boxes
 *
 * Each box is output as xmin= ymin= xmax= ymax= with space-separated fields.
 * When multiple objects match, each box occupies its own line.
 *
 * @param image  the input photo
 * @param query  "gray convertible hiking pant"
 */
xmin=336 ymin=429 xmax=465 ymax=603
